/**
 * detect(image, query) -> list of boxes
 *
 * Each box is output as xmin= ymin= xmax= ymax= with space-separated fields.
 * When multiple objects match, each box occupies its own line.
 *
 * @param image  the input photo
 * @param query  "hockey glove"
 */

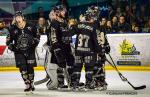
xmin=8 ymin=43 xmax=18 ymax=52
xmin=104 ymin=44 xmax=110 ymax=54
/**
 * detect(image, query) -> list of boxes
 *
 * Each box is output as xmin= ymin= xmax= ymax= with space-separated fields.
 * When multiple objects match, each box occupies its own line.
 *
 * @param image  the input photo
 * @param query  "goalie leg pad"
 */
xmin=46 ymin=63 xmax=58 ymax=90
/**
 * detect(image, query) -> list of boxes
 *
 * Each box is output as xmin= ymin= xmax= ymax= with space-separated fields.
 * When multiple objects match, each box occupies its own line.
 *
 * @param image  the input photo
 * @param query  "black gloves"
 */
xmin=8 ymin=43 xmax=18 ymax=52
xmin=32 ymin=38 xmax=40 ymax=48
xmin=104 ymin=44 xmax=110 ymax=54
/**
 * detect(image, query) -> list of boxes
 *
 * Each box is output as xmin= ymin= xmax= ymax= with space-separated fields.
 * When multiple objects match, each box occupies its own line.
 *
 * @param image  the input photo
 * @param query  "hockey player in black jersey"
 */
xmin=85 ymin=6 xmax=110 ymax=90
xmin=6 ymin=11 xmax=40 ymax=93
xmin=70 ymin=13 xmax=102 ymax=91
xmin=46 ymin=5 xmax=74 ymax=89
xmin=93 ymin=31 xmax=110 ymax=90
xmin=93 ymin=24 xmax=111 ymax=90
xmin=59 ymin=17 xmax=75 ymax=89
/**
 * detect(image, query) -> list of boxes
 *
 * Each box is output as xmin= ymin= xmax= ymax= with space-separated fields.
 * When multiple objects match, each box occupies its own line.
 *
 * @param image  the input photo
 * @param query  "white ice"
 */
xmin=0 ymin=70 xmax=150 ymax=97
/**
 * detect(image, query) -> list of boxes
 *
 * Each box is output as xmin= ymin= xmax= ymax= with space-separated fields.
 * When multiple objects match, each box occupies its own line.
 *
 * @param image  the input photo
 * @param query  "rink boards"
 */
xmin=0 ymin=33 xmax=150 ymax=71
xmin=1 ymin=65 xmax=150 ymax=72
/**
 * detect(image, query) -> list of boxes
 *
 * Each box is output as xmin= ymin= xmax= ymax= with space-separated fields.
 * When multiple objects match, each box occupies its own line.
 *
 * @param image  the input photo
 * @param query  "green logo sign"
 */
xmin=120 ymin=39 xmax=140 ymax=55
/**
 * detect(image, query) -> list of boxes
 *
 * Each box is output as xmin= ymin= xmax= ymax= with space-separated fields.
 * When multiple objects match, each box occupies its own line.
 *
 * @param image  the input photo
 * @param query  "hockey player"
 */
xmin=42 ymin=10 xmax=60 ymax=90
xmin=93 ymin=25 xmax=110 ymax=90
xmin=6 ymin=11 xmax=40 ymax=93
xmin=70 ymin=13 xmax=102 ymax=91
xmin=85 ymin=6 xmax=110 ymax=90
xmin=46 ymin=5 xmax=74 ymax=89
xmin=60 ymin=12 xmax=74 ymax=87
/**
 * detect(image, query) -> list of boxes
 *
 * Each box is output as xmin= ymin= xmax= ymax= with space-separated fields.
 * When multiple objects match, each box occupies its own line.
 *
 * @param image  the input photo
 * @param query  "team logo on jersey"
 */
xmin=17 ymin=33 xmax=34 ymax=51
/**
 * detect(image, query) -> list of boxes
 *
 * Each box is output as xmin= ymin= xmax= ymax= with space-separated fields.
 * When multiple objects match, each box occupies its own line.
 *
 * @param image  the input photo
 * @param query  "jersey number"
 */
xmin=78 ymin=34 xmax=89 ymax=47
xmin=50 ymin=27 xmax=57 ymax=44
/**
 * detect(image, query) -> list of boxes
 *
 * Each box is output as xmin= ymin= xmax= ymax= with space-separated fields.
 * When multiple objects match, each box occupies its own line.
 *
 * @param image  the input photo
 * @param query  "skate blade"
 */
xmin=96 ymin=86 xmax=107 ymax=91
xmin=73 ymin=88 xmax=89 ymax=92
xmin=58 ymin=88 xmax=71 ymax=92
xmin=84 ymin=88 xmax=95 ymax=92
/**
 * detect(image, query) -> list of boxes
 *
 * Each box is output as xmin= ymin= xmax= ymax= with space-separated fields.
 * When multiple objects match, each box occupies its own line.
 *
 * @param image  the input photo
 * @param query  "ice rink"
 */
xmin=0 ymin=70 xmax=150 ymax=97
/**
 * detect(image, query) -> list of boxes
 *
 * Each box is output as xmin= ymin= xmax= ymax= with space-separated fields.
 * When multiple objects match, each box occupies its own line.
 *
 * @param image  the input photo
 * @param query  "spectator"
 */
xmin=139 ymin=6 xmax=146 ymax=18
xmin=132 ymin=24 xmax=142 ymax=33
xmin=112 ymin=16 xmax=118 ymax=32
xmin=108 ymin=5 xmax=116 ymax=19
xmin=106 ymin=20 xmax=113 ymax=33
xmin=124 ymin=5 xmax=134 ymax=23
xmin=131 ymin=4 xmax=137 ymax=15
xmin=100 ymin=17 xmax=107 ymax=32
xmin=134 ymin=26 xmax=141 ymax=33
xmin=37 ymin=17 xmax=47 ymax=35
xmin=144 ymin=20 xmax=150 ymax=33
xmin=115 ymin=7 xmax=122 ymax=18
xmin=136 ymin=6 xmax=146 ymax=28
xmin=38 ymin=7 xmax=45 ymax=19
xmin=118 ymin=15 xmax=131 ymax=33
xmin=131 ymin=22 xmax=136 ymax=32
xmin=0 ymin=20 xmax=9 ymax=36
xmin=137 ymin=16 xmax=145 ymax=28
xmin=100 ymin=17 xmax=107 ymax=26
xmin=131 ymin=4 xmax=138 ymax=23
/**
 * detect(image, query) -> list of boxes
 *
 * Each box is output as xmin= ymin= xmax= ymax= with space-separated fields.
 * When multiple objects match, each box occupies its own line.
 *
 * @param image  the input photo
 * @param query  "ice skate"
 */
xmin=24 ymin=83 xmax=33 ymax=95
xmin=30 ymin=82 xmax=35 ymax=91
xmin=84 ymin=83 xmax=95 ymax=91
xmin=95 ymin=81 xmax=107 ymax=91
xmin=57 ymin=84 xmax=69 ymax=91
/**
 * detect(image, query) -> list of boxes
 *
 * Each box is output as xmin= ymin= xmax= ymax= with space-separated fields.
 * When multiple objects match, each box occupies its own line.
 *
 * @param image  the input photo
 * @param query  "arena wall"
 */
xmin=0 ymin=34 xmax=150 ymax=71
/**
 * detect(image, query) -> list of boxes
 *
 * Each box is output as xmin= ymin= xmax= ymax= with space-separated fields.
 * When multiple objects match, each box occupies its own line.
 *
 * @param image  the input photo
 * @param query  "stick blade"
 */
xmin=34 ymin=77 xmax=49 ymax=85
xmin=134 ymin=85 xmax=146 ymax=90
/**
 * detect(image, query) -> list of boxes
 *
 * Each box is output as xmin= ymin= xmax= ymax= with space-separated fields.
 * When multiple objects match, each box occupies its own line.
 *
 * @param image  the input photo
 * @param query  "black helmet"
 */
xmin=14 ymin=11 xmax=24 ymax=17
xmin=53 ymin=5 xmax=66 ymax=12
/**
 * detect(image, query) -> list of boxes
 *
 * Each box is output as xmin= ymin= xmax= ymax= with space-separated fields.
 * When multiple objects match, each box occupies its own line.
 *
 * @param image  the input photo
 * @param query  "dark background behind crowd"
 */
xmin=0 ymin=0 xmax=150 ymax=36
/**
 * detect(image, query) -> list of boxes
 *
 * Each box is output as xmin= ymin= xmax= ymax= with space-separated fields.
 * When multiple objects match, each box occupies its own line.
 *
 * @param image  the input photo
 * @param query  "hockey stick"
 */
xmin=34 ymin=50 xmax=50 ymax=85
xmin=34 ymin=75 xmax=49 ymax=85
xmin=106 ymin=54 xmax=146 ymax=90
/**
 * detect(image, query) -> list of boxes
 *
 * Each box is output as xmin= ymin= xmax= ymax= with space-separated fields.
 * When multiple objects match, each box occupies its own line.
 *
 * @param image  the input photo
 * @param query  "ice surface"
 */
xmin=0 ymin=70 xmax=150 ymax=97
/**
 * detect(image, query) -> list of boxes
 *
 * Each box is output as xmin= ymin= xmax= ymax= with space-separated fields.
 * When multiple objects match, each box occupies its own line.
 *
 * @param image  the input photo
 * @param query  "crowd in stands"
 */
xmin=0 ymin=0 xmax=149 ymax=36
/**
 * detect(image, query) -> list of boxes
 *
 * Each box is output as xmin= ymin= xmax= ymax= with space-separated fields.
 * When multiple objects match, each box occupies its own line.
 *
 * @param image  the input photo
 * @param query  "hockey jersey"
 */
xmin=59 ymin=20 xmax=72 ymax=44
xmin=75 ymin=22 xmax=102 ymax=55
xmin=6 ymin=22 xmax=40 ymax=52
xmin=48 ymin=19 xmax=73 ymax=49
